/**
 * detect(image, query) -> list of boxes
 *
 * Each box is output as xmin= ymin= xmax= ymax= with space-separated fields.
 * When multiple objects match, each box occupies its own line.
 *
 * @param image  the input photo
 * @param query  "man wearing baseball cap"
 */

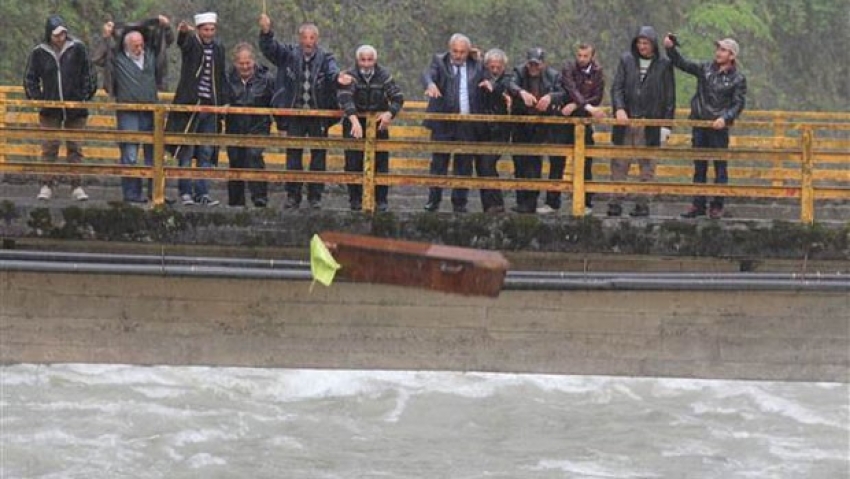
xmin=24 ymin=15 xmax=98 ymax=202
xmin=664 ymin=34 xmax=748 ymax=219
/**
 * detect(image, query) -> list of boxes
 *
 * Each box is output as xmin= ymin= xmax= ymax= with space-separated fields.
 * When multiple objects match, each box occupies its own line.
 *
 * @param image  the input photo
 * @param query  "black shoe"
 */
xmin=253 ymin=198 xmax=268 ymax=208
xmin=376 ymin=202 xmax=389 ymax=212
xmin=350 ymin=201 xmax=362 ymax=211
xmin=423 ymin=202 xmax=439 ymax=212
xmin=681 ymin=206 xmax=706 ymax=218
xmin=283 ymin=197 xmax=300 ymax=210
xmin=629 ymin=204 xmax=649 ymax=217
xmin=606 ymin=204 xmax=622 ymax=217
xmin=708 ymin=207 xmax=724 ymax=220
xmin=309 ymin=200 xmax=321 ymax=210
xmin=453 ymin=205 xmax=468 ymax=213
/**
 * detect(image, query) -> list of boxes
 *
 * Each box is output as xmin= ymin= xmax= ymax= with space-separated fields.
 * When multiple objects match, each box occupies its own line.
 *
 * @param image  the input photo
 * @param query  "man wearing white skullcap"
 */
xmin=165 ymin=12 xmax=231 ymax=207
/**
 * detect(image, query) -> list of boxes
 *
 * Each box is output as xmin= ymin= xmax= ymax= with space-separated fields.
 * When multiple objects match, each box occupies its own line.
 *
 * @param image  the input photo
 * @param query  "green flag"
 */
xmin=310 ymin=234 xmax=341 ymax=289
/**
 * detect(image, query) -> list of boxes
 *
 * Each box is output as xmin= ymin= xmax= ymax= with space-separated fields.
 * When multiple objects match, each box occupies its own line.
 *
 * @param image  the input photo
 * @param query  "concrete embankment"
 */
xmin=2 ymin=270 xmax=847 ymax=382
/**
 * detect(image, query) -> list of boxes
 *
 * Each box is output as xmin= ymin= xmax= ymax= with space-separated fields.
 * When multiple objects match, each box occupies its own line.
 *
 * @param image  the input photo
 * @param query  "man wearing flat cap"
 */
xmin=166 ymin=11 xmax=231 ymax=207
xmin=664 ymin=35 xmax=747 ymax=220
xmin=507 ymin=47 xmax=566 ymax=214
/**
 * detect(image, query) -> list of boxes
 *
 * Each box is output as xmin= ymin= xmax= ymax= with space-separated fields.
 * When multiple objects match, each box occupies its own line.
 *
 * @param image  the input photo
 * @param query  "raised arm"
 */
xmin=258 ymin=14 xmax=291 ymax=67
xmin=665 ymin=45 xmax=703 ymax=77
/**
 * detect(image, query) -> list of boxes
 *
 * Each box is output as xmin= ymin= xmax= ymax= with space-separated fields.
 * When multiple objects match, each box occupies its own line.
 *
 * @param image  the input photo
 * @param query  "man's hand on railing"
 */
xmin=348 ymin=116 xmax=363 ymax=139
xmin=424 ymin=83 xmax=442 ymax=99
xmin=561 ymin=103 xmax=578 ymax=116
xmin=259 ymin=14 xmax=271 ymax=34
xmin=503 ymin=93 xmax=512 ymax=111
xmin=615 ymin=109 xmax=629 ymax=125
xmin=585 ymin=105 xmax=606 ymax=119
xmin=377 ymin=112 xmax=393 ymax=131
xmin=712 ymin=117 xmax=727 ymax=130
xmin=535 ymin=94 xmax=553 ymax=112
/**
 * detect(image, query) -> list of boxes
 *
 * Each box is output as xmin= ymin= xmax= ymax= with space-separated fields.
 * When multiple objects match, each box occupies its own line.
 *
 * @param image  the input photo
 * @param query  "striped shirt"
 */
xmin=197 ymin=43 xmax=214 ymax=101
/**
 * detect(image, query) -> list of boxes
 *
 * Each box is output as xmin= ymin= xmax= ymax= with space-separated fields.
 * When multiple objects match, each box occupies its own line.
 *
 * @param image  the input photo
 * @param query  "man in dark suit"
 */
xmin=421 ymin=33 xmax=483 ymax=213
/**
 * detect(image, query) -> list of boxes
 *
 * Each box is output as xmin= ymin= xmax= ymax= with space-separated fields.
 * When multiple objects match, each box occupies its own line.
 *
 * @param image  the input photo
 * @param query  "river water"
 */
xmin=1 ymin=364 xmax=847 ymax=478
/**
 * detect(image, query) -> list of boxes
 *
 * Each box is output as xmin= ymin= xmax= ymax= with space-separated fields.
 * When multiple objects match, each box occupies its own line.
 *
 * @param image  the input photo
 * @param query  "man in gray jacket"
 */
xmin=95 ymin=15 xmax=173 ymax=203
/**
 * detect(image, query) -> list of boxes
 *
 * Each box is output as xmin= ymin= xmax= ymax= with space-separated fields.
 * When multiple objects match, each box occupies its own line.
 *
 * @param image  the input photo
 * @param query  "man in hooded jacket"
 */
xmin=609 ymin=26 xmax=675 ymax=217
xmin=24 ymin=15 xmax=98 ymax=202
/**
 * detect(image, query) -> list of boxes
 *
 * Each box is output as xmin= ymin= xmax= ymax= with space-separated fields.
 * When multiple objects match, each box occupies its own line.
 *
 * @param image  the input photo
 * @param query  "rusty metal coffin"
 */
xmin=320 ymin=231 xmax=509 ymax=297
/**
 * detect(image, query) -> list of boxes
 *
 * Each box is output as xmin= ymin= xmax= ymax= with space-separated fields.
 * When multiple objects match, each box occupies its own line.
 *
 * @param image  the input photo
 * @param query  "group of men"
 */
xmin=23 ymin=12 xmax=747 ymax=219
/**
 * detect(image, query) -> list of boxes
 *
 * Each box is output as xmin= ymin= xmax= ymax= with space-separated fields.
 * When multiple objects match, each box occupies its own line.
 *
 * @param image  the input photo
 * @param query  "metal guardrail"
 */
xmin=0 ymin=87 xmax=848 ymax=223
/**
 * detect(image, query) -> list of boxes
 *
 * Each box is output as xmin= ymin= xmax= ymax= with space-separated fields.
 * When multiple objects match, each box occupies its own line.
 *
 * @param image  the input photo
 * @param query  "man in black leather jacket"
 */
xmin=225 ymin=43 xmax=275 ymax=208
xmin=337 ymin=45 xmax=404 ymax=212
xmin=508 ymin=48 xmax=566 ymax=214
xmin=665 ymin=35 xmax=747 ymax=219
xmin=610 ymin=26 xmax=675 ymax=217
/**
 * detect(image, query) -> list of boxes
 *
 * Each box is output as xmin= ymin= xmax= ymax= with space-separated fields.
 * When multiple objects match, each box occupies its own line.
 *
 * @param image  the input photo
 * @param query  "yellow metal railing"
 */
xmin=1 ymin=86 xmax=848 ymax=224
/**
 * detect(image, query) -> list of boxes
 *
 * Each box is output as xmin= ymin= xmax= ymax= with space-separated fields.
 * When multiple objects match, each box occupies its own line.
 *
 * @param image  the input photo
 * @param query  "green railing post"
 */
xmin=571 ymin=122 xmax=587 ymax=217
xmin=800 ymin=125 xmax=815 ymax=224
xmin=152 ymin=106 xmax=166 ymax=206
xmin=362 ymin=112 xmax=378 ymax=213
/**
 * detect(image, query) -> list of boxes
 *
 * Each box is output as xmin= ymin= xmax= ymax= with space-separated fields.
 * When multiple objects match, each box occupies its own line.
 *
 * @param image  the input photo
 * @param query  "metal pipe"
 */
xmin=0 ymin=250 xmax=309 ymax=270
xmin=2 ymin=258 xmax=848 ymax=292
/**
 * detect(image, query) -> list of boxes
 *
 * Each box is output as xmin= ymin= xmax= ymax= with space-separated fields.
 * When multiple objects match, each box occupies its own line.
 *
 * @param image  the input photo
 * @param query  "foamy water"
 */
xmin=1 ymin=365 xmax=847 ymax=478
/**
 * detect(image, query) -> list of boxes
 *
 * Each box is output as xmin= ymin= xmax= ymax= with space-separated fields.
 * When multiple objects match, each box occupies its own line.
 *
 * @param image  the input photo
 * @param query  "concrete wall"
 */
xmin=1 ymin=271 xmax=847 ymax=382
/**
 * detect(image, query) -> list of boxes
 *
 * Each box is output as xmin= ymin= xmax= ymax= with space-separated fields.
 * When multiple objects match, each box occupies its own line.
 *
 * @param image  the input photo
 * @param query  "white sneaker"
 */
xmin=584 ymin=206 xmax=594 ymax=216
xmin=71 ymin=187 xmax=89 ymax=201
xmin=37 ymin=185 xmax=53 ymax=201
xmin=197 ymin=195 xmax=220 ymax=207
xmin=181 ymin=194 xmax=195 ymax=206
xmin=536 ymin=204 xmax=556 ymax=215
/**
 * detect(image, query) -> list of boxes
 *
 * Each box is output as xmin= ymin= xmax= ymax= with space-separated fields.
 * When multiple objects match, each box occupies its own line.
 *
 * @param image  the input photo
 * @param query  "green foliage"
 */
xmin=1 ymin=0 xmax=847 ymax=111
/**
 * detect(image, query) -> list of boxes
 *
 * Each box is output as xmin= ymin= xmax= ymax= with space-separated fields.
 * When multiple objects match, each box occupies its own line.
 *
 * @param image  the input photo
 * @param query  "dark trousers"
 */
xmin=226 ymin=146 xmax=268 ymax=206
xmin=474 ymin=129 xmax=507 ymax=211
xmin=692 ymin=127 xmax=730 ymax=210
xmin=344 ymin=122 xmax=389 ymax=206
xmin=286 ymin=118 xmax=327 ymax=203
xmin=512 ymin=124 xmax=549 ymax=210
xmin=544 ymin=124 xmax=595 ymax=208
xmin=428 ymin=124 xmax=475 ymax=207
xmin=176 ymin=112 xmax=218 ymax=199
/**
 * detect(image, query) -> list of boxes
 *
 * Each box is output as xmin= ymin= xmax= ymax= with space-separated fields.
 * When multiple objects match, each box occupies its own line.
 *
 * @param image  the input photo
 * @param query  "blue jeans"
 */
xmin=177 ymin=112 xmax=218 ymax=198
xmin=117 ymin=111 xmax=154 ymax=201
xmin=692 ymin=127 xmax=729 ymax=210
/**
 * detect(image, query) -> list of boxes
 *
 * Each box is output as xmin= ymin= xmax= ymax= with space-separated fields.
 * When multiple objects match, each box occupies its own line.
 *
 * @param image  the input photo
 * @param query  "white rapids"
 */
xmin=1 ymin=364 xmax=847 ymax=478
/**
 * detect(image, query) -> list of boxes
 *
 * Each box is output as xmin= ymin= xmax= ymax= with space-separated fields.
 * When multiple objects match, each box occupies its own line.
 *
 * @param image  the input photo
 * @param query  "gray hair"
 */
xmin=231 ymin=42 xmax=255 ymax=61
xmin=484 ymin=48 xmax=508 ymax=65
xmin=298 ymin=23 xmax=319 ymax=36
xmin=123 ymin=31 xmax=144 ymax=50
xmin=355 ymin=44 xmax=378 ymax=60
xmin=448 ymin=33 xmax=471 ymax=48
